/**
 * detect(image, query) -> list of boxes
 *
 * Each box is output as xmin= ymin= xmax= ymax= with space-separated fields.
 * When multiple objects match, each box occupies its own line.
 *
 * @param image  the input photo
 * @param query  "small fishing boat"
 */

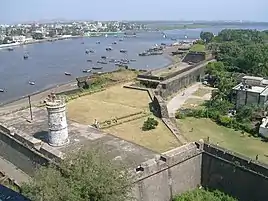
xmin=130 ymin=59 xmax=136 ymax=62
xmin=139 ymin=52 xmax=150 ymax=56
xmin=87 ymin=59 xmax=92 ymax=62
xmin=119 ymin=38 xmax=123 ymax=41
xmin=97 ymin=60 xmax=108 ymax=64
xmin=105 ymin=34 xmax=108 ymax=38
xmin=0 ymin=89 xmax=5 ymax=92
xmin=106 ymin=47 xmax=112 ymax=51
xmin=85 ymin=49 xmax=90 ymax=54
xmin=65 ymin=72 xmax=71 ymax=76
xmin=101 ymin=56 xmax=107 ymax=59
xmin=28 ymin=81 xmax=35 ymax=85
xmin=7 ymin=47 xmax=14 ymax=51
xmin=96 ymin=41 xmax=100 ymax=44
xmin=109 ymin=59 xmax=116 ymax=63
xmin=92 ymin=66 xmax=103 ymax=70
xmin=89 ymin=50 xmax=95 ymax=53
xmin=121 ymin=58 xmax=129 ymax=63
xmin=23 ymin=53 xmax=29 ymax=59
xmin=82 ymin=69 xmax=92 ymax=73
xmin=81 ymin=42 xmax=84 ymax=44
xmin=120 ymin=49 xmax=127 ymax=53
xmin=112 ymin=41 xmax=117 ymax=44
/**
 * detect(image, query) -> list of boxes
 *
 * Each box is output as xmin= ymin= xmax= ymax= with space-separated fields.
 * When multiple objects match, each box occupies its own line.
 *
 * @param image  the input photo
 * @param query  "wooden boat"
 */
xmin=106 ymin=47 xmax=112 ymax=51
xmin=28 ymin=81 xmax=35 ymax=85
xmin=120 ymin=49 xmax=127 ymax=53
xmin=96 ymin=41 xmax=100 ymax=44
xmin=112 ymin=41 xmax=117 ymax=44
xmin=83 ymin=69 xmax=92 ymax=73
xmin=101 ymin=56 xmax=107 ymax=59
xmin=87 ymin=59 xmax=92 ymax=62
xmin=23 ymin=54 xmax=29 ymax=59
xmin=97 ymin=60 xmax=107 ymax=64
xmin=92 ymin=66 xmax=103 ymax=70
xmin=85 ymin=49 xmax=90 ymax=54
xmin=65 ymin=72 xmax=71 ymax=76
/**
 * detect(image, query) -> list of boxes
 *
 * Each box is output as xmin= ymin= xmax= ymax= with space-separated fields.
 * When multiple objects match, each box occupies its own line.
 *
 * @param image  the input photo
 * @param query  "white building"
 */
xmin=259 ymin=117 xmax=268 ymax=138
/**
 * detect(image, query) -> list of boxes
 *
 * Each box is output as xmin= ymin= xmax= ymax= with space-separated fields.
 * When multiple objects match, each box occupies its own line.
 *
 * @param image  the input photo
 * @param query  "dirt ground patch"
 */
xmin=67 ymin=84 xmax=151 ymax=125
xmin=181 ymin=98 xmax=205 ymax=109
xmin=192 ymin=87 xmax=213 ymax=97
xmin=105 ymin=116 xmax=181 ymax=153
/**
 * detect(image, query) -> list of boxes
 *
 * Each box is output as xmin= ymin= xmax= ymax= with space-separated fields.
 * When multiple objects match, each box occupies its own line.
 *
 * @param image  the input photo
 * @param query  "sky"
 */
xmin=1 ymin=0 xmax=268 ymax=24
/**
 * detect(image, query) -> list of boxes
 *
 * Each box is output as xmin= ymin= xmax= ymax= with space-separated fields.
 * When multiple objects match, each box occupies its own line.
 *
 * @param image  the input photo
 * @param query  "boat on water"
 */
xmin=81 ymin=42 xmax=85 ymax=44
xmin=119 ymin=38 xmax=123 ymax=41
xmin=106 ymin=47 xmax=112 ymax=51
xmin=89 ymin=50 xmax=95 ymax=53
xmin=65 ymin=72 xmax=71 ymax=76
xmin=130 ymin=59 xmax=136 ymax=62
xmin=7 ymin=47 xmax=14 ymax=51
xmin=23 ymin=54 xmax=29 ymax=59
xmin=83 ymin=69 xmax=92 ymax=73
xmin=101 ymin=56 xmax=107 ymax=59
xmin=97 ymin=60 xmax=108 ymax=64
xmin=96 ymin=41 xmax=100 ymax=44
xmin=85 ymin=49 xmax=90 ymax=54
xmin=112 ymin=41 xmax=117 ymax=44
xmin=0 ymin=89 xmax=5 ymax=92
xmin=120 ymin=49 xmax=127 ymax=53
xmin=109 ymin=59 xmax=116 ymax=63
xmin=139 ymin=52 xmax=150 ymax=56
xmin=28 ymin=81 xmax=35 ymax=85
xmin=87 ymin=59 xmax=92 ymax=62
xmin=105 ymin=34 xmax=108 ymax=38
xmin=171 ymin=38 xmax=177 ymax=41
xmin=92 ymin=66 xmax=103 ymax=70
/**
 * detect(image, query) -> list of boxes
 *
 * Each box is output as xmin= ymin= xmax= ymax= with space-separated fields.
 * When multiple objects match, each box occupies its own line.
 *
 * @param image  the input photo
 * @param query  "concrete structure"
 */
xmin=259 ymin=117 xmax=268 ymax=138
xmin=46 ymin=95 xmax=69 ymax=146
xmin=232 ymin=76 xmax=268 ymax=108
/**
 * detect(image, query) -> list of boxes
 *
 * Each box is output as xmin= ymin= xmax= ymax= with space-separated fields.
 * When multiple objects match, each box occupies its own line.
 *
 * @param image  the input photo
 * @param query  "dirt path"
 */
xmin=167 ymin=83 xmax=202 ymax=116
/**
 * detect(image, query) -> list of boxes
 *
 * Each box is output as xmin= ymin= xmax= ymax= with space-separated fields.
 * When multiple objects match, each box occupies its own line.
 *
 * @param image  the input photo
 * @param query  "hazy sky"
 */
xmin=1 ymin=0 xmax=268 ymax=24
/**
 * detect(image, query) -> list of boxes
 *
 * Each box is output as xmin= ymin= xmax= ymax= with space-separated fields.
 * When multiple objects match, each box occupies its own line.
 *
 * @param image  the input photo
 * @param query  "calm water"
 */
xmin=0 ymin=25 xmax=267 ymax=104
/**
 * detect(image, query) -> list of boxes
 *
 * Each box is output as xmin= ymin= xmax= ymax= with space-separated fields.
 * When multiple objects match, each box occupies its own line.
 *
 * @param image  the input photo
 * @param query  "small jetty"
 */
xmin=28 ymin=81 xmax=35 ymax=85
xmin=82 ymin=69 xmax=92 ymax=73
xmin=92 ymin=66 xmax=103 ymax=70
xmin=65 ymin=72 xmax=71 ymax=76
xmin=106 ymin=47 xmax=113 ymax=51
xmin=120 ymin=49 xmax=127 ymax=53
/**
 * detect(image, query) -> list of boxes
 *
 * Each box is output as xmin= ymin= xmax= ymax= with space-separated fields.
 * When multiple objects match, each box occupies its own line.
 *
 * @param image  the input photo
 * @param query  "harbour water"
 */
xmin=0 ymin=25 xmax=267 ymax=104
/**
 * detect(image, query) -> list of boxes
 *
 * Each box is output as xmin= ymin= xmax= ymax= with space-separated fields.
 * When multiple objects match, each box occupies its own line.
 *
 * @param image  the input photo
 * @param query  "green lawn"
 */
xmin=190 ymin=44 xmax=206 ymax=52
xmin=177 ymin=118 xmax=268 ymax=164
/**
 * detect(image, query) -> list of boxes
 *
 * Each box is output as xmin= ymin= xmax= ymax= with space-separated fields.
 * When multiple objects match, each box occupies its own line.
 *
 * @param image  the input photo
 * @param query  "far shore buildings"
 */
xmin=232 ymin=76 xmax=268 ymax=108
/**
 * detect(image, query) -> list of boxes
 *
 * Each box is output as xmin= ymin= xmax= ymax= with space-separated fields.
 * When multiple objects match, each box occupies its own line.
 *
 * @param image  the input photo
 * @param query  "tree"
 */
xmin=200 ymin=31 xmax=214 ymax=43
xmin=21 ymin=149 xmax=133 ymax=201
xmin=142 ymin=117 xmax=158 ymax=131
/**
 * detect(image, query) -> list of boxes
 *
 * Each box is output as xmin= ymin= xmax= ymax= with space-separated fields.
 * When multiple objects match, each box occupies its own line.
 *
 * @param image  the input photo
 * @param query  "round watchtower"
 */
xmin=46 ymin=94 xmax=69 ymax=146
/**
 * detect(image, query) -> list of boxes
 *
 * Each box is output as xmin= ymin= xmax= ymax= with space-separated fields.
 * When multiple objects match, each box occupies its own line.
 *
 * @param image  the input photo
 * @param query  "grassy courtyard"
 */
xmin=190 ymin=44 xmax=206 ymax=52
xmin=105 ymin=116 xmax=181 ymax=153
xmin=178 ymin=118 xmax=268 ymax=164
xmin=67 ymin=84 xmax=151 ymax=124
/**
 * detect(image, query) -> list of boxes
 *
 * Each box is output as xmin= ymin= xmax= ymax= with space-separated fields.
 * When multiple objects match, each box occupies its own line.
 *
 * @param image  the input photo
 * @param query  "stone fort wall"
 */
xmin=1 ymin=122 xmax=268 ymax=201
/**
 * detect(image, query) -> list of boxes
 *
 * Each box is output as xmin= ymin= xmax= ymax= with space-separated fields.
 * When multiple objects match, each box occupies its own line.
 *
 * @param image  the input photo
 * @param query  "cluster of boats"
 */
xmin=138 ymin=45 xmax=164 ymax=56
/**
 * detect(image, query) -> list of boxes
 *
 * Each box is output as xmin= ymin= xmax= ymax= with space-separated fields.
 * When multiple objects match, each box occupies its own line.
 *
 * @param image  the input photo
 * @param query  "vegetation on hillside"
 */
xmin=21 ymin=150 xmax=133 ymax=201
xmin=176 ymin=29 xmax=268 ymax=136
xmin=174 ymin=188 xmax=237 ymax=201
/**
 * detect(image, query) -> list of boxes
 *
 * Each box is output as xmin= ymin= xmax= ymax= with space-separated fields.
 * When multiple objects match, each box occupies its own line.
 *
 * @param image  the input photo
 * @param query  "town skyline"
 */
xmin=1 ymin=0 xmax=268 ymax=24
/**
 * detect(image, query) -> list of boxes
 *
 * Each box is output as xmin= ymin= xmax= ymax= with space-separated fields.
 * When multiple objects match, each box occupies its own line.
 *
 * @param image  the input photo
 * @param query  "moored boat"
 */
xmin=28 ymin=81 xmax=35 ymax=85
xmin=65 ymin=72 xmax=71 ymax=76
xmin=82 ymin=69 xmax=92 ymax=73
xmin=92 ymin=66 xmax=103 ymax=70
xmin=101 ymin=56 xmax=107 ymax=59
xmin=112 ymin=41 xmax=117 ymax=44
xmin=106 ymin=47 xmax=112 ymax=51
xmin=0 ymin=89 xmax=5 ymax=92
xmin=120 ymin=49 xmax=127 ymax=53
xmin=87 ymin=59 xmax=92 ymax=62
xmin=130 ymin=59 xmax=136 ymax=62
xmin=97 ymin=60 xmax=108 ymax=64
xmin=96 ymin=41 xmax=100 ymax=44
xmin=7 ymin=47 xmax=14 ymax=51
xmin=85 ymin=49 xmax=90 ymax=54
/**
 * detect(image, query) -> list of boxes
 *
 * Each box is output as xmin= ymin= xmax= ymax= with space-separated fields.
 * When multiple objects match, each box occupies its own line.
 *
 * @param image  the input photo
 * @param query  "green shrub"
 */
xmin=142 ymin=117 xmax=158 ymax=131
xmin=175 ymin=112 xmax=186 ymax=119
xmin=217 ymin=115 xmax=233 ymax=127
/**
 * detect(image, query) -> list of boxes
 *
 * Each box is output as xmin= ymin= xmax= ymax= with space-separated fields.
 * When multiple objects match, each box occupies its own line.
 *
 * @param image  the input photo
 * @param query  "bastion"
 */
xmin=0 ymin=106 xmax=156 ymax=175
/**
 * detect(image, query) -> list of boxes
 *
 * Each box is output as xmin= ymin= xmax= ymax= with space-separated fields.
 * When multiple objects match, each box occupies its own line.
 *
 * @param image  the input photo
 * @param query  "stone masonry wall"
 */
xmin=202 ymin=143 xmax=268 ymax=201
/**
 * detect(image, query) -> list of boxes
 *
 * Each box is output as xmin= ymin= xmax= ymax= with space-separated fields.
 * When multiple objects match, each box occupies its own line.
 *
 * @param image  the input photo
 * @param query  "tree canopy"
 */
xmin=21 ymin=149 xmax=133 ymax=201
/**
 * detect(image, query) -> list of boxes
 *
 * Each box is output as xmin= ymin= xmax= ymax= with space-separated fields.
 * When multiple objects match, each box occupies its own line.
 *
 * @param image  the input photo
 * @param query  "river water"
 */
xmin=0 ymin=25 xmax=267 ymax=104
